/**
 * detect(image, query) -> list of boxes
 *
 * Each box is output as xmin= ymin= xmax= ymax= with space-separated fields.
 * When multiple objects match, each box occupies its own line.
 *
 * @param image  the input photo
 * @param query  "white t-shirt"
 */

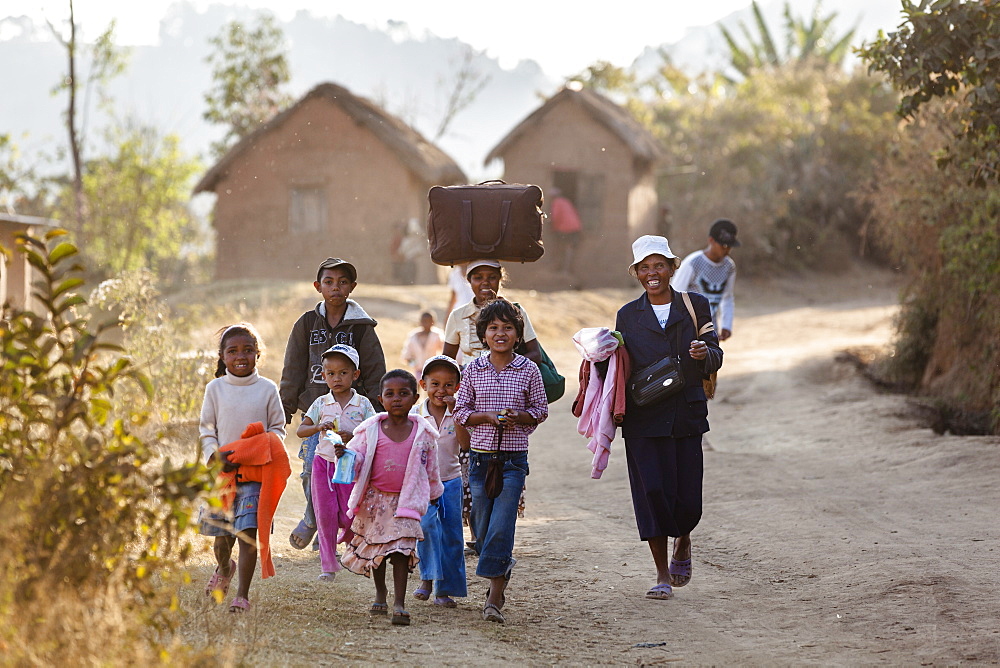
xmin=651 ymin=303 xmax=672 ymax=329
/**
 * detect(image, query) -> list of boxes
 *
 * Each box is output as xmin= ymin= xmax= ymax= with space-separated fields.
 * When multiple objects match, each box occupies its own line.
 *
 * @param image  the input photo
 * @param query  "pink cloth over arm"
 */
xmin=572 ymin=327 xmax=630 ymax=479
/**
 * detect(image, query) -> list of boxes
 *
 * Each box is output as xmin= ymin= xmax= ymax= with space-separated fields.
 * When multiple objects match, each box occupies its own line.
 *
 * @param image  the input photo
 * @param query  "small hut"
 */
xmin=0 ymin=213 xmax=58 ymax=311
xmin=485 ymin=86 xmax=664 ymax=288
xmin=194 ymin=82 xmax=467 ymax=283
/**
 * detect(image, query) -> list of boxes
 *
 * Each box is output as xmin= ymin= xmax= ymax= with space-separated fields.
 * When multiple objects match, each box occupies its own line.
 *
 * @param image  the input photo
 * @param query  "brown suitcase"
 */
xmin=427 ymin=180 xmax=545 ymax=266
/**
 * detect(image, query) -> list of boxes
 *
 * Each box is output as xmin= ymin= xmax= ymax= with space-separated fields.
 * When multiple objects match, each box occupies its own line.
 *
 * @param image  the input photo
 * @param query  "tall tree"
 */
xmin=434 ymin=45 xmax=492 ymax=141
xmin=77 ymin=120 xmax=202 ymax=278
xmin=47 ymin=0 xmax=83 ymax=234
xmin=47 ymin=0 xmax=128 ymax=234
xmin=721 ymin=0 xmax=856 ymax=80
xmin=860 ymin=0 xmax=1000 ymax=185
xmin=203 ymin=13 xmax=293 ymax=157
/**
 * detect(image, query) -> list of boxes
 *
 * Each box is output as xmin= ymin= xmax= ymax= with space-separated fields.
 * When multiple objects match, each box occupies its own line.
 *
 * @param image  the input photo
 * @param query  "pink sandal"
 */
xmin=229 ymin=596 xmax=251 ymax=613
xmin=205 ymin=559 xmax=236 ymax=598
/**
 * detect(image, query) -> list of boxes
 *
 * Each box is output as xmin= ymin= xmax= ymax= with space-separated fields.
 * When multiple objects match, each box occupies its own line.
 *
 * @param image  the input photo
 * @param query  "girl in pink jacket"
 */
xmin=337 ymin=369 xmax=443 ymax=626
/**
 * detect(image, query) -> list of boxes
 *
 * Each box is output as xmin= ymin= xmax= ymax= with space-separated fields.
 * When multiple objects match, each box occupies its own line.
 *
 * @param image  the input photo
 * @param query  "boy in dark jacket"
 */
xmin=281 ymin=257 xmax=387 ymax=550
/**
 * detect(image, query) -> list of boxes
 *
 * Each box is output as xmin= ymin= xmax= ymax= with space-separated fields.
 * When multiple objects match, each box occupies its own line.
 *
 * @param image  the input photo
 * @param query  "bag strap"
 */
xmin=681 ymin=292 xmax=715 ymax=338
xmin=462 ymin=198 xmax=511 ymax=253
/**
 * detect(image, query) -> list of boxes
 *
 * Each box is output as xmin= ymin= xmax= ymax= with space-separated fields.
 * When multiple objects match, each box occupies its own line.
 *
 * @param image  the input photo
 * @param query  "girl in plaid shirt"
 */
xmin=453 ymin=299 xmax=548 ymax=624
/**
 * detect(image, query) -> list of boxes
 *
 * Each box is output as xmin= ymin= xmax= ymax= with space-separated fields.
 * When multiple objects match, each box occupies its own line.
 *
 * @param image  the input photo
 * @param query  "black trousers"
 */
xmin=623 ymin=434 xmax=704 ymax=540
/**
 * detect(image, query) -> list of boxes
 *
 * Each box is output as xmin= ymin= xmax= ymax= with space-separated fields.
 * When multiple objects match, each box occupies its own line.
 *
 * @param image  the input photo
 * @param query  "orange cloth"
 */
xmin=219 ymin=422 xmax=291 ymax=579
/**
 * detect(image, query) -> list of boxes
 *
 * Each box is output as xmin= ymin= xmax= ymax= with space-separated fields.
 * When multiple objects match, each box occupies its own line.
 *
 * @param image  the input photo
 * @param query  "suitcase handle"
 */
xmin=461 ymin=199 xmax=511 ymax=254
xmin=477 ymin=179 xmax=507 ymax=185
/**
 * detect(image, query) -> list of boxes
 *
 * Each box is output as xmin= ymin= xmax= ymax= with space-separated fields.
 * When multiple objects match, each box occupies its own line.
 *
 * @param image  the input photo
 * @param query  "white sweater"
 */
xmin=199 ymin=370 xmax=286 ymax=464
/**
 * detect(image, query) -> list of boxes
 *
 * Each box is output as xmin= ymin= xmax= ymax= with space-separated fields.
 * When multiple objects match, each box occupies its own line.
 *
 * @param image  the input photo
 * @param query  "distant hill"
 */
xmin=0 ymin=0 xmax=903 ymax=186
xmin=0 ymin=2 xmax=558 ymax=183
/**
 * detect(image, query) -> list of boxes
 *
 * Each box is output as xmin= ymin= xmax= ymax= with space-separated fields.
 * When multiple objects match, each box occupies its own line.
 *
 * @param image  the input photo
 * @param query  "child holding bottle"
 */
xmin=296 ymin=344 xmax=376 ymax=581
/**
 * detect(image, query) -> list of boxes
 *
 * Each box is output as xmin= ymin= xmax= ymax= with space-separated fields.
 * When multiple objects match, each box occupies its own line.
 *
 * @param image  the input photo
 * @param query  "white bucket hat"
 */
xmin=628 ymin=235 xmax=678 ymax=272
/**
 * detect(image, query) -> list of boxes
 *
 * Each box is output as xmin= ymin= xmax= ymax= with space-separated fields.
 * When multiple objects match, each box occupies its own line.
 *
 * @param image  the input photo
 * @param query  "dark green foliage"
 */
xmin=860 ymin=0 xmax=1000 ymax=432
xmin=860 ymin=0 xmax=1000 ymax=185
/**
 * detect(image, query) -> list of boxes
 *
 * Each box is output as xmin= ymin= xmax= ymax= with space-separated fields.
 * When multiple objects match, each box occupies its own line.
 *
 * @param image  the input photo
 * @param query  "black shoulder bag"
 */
xmin=627 ymin=303 xmax=685 ymax=407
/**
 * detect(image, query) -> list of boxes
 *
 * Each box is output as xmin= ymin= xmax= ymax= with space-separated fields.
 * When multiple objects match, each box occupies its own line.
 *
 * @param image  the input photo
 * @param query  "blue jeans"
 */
xmin=299 ymin=432 xmax=319 ymax=528
xmin=417 ymin=477 xmax=467 ymax=597
xmin=468 ymin=451 xmax=528 ymax=579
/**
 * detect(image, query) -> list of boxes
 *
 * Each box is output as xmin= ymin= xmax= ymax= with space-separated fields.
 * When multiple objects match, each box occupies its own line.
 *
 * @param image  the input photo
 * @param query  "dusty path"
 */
xmin=180 ymin=274 xmax=1000 ymax=665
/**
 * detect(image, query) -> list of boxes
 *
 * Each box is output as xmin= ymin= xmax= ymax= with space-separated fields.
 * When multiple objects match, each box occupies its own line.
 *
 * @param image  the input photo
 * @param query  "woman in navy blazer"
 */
xmin=615 ymin=235 xmax=723 ymax=600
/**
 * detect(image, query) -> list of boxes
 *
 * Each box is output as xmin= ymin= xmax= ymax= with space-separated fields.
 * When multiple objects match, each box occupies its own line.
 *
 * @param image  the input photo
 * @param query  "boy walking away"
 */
xmin=296 ymin=344 xmax=376 ymax=580
xmin=281 ymin=257 xmax=387 ymax=550
xmin=671 ymin=219 xmax=739 ymax=341
xmin=411 ymin=355 xmax=470 ymax=608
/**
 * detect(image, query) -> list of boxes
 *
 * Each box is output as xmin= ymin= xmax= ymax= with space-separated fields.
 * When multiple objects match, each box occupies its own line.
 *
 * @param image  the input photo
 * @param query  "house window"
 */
xmin=289 ymin=187 xmax=326 ymax=234
xmin=553 ymin=170 xmax=604 ymax=231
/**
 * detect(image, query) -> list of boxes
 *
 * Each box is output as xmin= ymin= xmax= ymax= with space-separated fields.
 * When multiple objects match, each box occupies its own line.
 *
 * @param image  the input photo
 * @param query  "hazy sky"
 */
xmin=26 ymin=0 xmax=756 ymax=75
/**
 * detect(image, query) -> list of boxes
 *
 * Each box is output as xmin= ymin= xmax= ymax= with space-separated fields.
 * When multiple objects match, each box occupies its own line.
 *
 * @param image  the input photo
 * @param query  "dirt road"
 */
xmin=180 ymin=274 xmax=1000 ymax=665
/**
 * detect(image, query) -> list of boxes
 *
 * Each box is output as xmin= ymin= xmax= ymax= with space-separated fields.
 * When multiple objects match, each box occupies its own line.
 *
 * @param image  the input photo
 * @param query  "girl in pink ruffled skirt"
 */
xmin=336 ymin=369 xmax=443 ymax=626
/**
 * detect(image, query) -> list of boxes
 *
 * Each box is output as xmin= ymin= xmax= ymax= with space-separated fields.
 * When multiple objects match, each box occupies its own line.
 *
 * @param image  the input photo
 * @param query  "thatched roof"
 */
xmin=485 ymin=87 xmax=664 ymax=165
xmin=0 ymin=213 xmax=59 ymax=228
xmin=194 ymin=82 xmax=467 ymax=194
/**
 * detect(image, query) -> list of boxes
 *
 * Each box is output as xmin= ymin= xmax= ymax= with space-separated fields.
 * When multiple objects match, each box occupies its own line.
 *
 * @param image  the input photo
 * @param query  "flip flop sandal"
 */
xmin=391 ymin=610 xmax=411 ymax=626
xmin=369 ymin=602 xmax=389 ymax=616
xmin=205 ymin=559 xmax=236 ymax=598
xmin=317 ymin=572 xmax=337 ymax=582
xmin=433 ymin=596 xmax=458 ymax=608
xmin=288 ymin=520 xmax=316 ymax=550
xmin=229 ymin=596 xmax=251 ymax=613
xmin=413 ymin=587 xmax=431 ymax=601
xmin=645 ymin=583 xmax=673 ymax=600
xmin=669 ymin=557 xmax=692 ymax=588
xmin=483 ymin=602 xmax=505 ymax=623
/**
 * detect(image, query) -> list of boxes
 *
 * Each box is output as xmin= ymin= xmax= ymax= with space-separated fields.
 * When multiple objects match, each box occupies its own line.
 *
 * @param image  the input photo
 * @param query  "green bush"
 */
xmin=862 ymin=103 xmax=1000 ymax=433
xmin=0 ymin=231 xmax=213 ymax=659
xmin=89 ymin=269 xmax=215 ymax=429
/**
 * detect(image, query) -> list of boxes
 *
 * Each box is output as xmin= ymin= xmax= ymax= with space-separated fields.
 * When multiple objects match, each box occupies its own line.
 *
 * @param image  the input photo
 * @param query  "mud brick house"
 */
xmin=485 ymin=86 xmax=664 ymax=288
xmin=0 ymin=213 xmax=58 ymax=311
xmin=194 ymin=82 xmax=466 ymax=282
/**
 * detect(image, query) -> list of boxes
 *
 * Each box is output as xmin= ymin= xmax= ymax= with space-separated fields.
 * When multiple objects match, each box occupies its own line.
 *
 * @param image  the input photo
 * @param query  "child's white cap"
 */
xmin=421 ymin=354 xmax=462 ymax=378
xmin=466 ymin=259 xmax=502 ymax=279
xmin=322 ymin=344 xmax=360 ymax=368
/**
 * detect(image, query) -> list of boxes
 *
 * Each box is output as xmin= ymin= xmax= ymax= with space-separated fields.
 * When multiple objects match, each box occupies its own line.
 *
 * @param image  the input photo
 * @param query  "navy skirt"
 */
xmin=623 ymin=435 xmax=703 ymax=540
